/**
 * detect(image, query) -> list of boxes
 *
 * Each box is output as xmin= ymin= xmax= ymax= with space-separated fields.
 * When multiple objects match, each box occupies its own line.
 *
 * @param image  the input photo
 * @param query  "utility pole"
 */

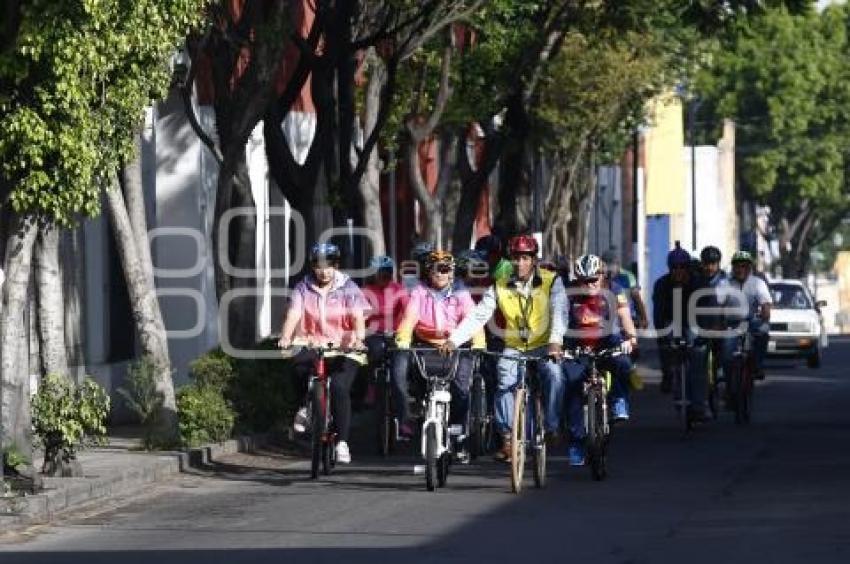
xmin=688 ymin=97 xmax=702 ymax=251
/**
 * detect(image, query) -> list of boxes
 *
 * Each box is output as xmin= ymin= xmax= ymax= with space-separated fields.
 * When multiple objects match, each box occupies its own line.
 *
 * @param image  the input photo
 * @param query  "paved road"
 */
xmin=3 ymin=338 xmax=850 ymax=563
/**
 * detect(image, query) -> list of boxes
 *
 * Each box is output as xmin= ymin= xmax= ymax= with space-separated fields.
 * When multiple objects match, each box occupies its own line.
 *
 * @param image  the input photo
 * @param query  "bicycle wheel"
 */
xmin=425 ymin=422 xmax=437 ymax=492
xmin=729 ymin=359 xmax=745 ymax=424
xmin=321 ymin=384 xmax=334 ymax=475
xmin=587 ymin=388 xmax=607 ymax=481
xmin=377 ymin=376 xmax=394 ymax=457
xmin=469 ymin=377 xmax=487 ymax=459
xmin=740 ymin=359 xmax=753 ymax=424
xmin=510 ymin=387 xmax=527 ymax=493
xmin=309 ymin=387 xmax=324 ymax=479
xmin=532 ymin=391 xmax=547 ymax=489
xmin=706 ymin=349 xmax=719 ymax=420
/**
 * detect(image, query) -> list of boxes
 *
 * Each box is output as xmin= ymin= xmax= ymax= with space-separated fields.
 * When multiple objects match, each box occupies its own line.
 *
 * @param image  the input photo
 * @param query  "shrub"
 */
xmin=191 ymin=341 xmax=299 ymax=434
xmin=31 ymin=375 xmax=110 ymax=475
xmin=117 ymin=357 xmax=165 ymax=449
xmin=176 ymin=384 xmax=235 ymax=448
xmin=189 ymin=349 xmax=234 ymax=392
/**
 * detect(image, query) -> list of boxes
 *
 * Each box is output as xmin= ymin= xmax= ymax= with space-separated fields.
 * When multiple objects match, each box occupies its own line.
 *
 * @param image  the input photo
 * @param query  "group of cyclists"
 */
xmin=276 ymin=231 xmax=773 ymax=471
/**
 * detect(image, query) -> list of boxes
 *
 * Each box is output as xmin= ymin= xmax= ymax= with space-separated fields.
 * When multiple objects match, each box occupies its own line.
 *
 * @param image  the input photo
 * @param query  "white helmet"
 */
xmin=574 ymin=254 xmax=602 ymax=279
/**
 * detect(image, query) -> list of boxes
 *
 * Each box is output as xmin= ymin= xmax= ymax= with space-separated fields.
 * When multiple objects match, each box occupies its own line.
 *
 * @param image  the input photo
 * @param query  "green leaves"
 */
xmin=698 ymin=5 xmax=850 ymax=214
xmin=31 ymin=374 xmax=111 ymax=464
xmin=0 ymin=0 xmax=208 ymax=225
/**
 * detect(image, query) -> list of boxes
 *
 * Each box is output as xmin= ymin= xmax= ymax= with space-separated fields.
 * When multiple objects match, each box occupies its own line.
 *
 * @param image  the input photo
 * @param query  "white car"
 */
xmin=767 ymin=279 xmax=828 ymax=368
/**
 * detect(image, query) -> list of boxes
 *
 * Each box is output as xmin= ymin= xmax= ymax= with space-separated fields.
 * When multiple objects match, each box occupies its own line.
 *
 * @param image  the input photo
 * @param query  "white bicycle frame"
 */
xmin=421 ymin=388 xmax=452 ymax=459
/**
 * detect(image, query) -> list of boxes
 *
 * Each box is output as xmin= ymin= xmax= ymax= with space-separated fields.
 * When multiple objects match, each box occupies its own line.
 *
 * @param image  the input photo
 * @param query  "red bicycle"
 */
xmin=284 ymin=343 xmax=364 ymax=479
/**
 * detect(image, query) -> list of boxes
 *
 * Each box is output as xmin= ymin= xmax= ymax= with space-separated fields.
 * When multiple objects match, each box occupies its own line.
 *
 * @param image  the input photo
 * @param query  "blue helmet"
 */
xmin=310 ymin=242 xmax=341 ymax=264
xmin=667 ymin=241 xmax=691 ymax=269
xmin=369 ymin=255 xmax=395 ymax=271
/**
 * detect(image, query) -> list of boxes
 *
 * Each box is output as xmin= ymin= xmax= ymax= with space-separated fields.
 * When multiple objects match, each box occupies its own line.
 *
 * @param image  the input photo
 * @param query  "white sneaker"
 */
xmin=293 ymin=406 xmax=310 ymax=433
xmin=336 ymin=441 xmax=351 ymax=464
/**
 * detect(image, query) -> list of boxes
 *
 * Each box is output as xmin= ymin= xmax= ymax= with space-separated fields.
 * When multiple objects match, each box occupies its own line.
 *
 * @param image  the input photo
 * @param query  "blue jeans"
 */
xmin=562 ymin=353 xmax=632 ymax=440
xmin=495 ymin=347 xmax=564 ymax=434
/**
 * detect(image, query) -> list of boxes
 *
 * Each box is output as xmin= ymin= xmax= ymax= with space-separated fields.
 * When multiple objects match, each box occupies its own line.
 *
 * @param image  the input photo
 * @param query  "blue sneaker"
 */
xmin=568 ymin=443 xmax=586 ymax=466
xmin=612 ymin=397 xmax=630 ymax=421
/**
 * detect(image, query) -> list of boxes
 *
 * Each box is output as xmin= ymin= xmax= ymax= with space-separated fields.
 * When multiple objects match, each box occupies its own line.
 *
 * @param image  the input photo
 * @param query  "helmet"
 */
xmin=425 ymin=250 xmax=454 ymax=272
xmin=310 ymin=242 xmax=341 ymax=264
xmin=574 ymin=254 xmax=603 ymax=279
xmin=411 ymin=241 xmax=435 ymax=263
xmin=369 ymin=255 xmax=395 ymax=271
xmin=731 ymin=250 xmax=754 ymax=265
xmin=508 ymin=234 xmax=539 ymax=255
xmin=474 ymin=234 xmax=503 ymax=256
xmin=455 ymin=248 xmax=482 ymax=270
xmin=666 ymin=241 xmax=691 ymax=269
xmin=700 ymin=245 xmax=722 ymax=264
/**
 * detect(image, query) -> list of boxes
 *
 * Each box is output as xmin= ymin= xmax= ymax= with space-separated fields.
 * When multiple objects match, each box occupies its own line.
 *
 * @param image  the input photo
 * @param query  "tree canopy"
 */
xmin=0 ymin=0 xmax=207 ymax=225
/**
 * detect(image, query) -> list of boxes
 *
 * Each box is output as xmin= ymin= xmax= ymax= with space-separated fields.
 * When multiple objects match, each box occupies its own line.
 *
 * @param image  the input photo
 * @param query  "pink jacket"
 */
xmin=363 ymin=281 xmax=409 ymax=335
xmin=396 ymin=283 xmax=485 ymax=348
xmin=289 ymin=271 xmax=368 ymax=347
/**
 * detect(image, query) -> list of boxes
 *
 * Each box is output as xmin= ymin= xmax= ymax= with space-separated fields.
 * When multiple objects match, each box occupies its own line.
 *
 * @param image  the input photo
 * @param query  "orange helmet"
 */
xmin=425 ymin=250 xmax=454 ymax=272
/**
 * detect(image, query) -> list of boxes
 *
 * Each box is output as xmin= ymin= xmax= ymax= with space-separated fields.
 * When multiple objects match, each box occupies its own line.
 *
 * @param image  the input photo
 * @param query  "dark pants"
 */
xmin=293 ymin=350 xmax=360 ymax=442
xmin=391 ymin=347 xmax=473 ymax=426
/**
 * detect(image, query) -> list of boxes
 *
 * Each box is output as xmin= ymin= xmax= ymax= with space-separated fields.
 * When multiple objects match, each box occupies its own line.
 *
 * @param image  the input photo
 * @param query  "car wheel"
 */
xmin=807 ymin=347 xmax=821 ymax=369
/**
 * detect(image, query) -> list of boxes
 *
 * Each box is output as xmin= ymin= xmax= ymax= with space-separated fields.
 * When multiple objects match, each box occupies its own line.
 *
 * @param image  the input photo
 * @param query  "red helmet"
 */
xmin=508 ymin=234 xmax=538 ymax=255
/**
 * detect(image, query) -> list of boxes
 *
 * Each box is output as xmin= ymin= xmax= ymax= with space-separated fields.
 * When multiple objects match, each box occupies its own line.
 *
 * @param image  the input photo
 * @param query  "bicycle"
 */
xmin=666 ymin=337 xmax=693 ymax=436
xmin=282 ymin=343 xmax=364 ymax=479
xmin=370 ymin=333 xmax=397 ymax=457
xmin=480 ymin=350 xmax=549 ymax=493
xmin=403 ymin=347 xmax=466 ymax=492
xmin=728 ymin=331 xmax=755 ymax=424
xmin=566 ymin=345 xmax=622 ymax=481
xmin=467 ymin=354 xmax=493 ymax=460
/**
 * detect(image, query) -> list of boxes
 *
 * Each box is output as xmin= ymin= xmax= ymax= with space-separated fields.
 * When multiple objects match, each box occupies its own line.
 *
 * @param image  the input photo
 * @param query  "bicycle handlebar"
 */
xmin=564 ymin=345 xmax=624 ymax=360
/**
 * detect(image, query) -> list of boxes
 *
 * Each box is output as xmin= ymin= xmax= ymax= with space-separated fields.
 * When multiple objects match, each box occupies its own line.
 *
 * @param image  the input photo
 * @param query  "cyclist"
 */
xmin=723 ymin=250 xmax=772 ymax=380
xmin=699 ymin=246 xmax=736 ymax=389
xmin=652 ymin=242 xmax=710 ymax=420
xmin=277 ymin=242 xmax=368 ymax=464
xmin=363 ymin=255 xmax=408 ymax=362
xmin=562 ymin=254 xmax=637 ymax=466
xmin=393 ymin=250 xmax=486 ymax=455
xmin=601 ymin=250 xmax=649 ymax=330
xmin=475 ymin=234 xmax=513 ymax=282
xmin=455 ymin=248 xmax=491 ymax=299
xmin=442 ymin=235 xmax=567 ymax=463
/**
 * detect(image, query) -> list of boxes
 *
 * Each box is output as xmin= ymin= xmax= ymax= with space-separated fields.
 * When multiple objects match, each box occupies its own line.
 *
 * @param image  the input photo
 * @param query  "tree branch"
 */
xmin=406 ymin=45 xmax=453 ymax=142
xmin=181 ymin=38 xmax=224 ymax=167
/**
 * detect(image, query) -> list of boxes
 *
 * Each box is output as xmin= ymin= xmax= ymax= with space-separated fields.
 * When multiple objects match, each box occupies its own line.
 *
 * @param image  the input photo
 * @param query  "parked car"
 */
xmin=767 ymin=279 xmax=828 ymax=368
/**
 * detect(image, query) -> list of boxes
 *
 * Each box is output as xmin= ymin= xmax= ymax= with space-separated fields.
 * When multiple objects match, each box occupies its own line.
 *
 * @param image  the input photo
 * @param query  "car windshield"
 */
xmin=769 ymin=283 xmax=812 ymax=310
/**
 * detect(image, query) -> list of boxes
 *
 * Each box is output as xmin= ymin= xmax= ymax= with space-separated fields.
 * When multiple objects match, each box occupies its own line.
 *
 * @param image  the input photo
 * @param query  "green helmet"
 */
xmin=731 ymin=250 xmax=753 ymax=265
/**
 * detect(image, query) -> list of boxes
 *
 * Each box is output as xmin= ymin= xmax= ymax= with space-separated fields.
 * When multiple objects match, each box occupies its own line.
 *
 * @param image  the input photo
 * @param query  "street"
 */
xmin=2 ymin=338 xmax=849 ymax=564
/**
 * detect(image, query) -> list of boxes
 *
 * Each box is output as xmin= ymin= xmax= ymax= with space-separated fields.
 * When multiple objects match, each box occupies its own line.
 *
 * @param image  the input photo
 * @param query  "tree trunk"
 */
xmin=123 ymin=132 xmax=154 ymax=286
xmin=1 ymin=212 xmax=37 ymax=462
xmin=34 ymin=221 xmax=68 ymax=377
xmin=104 ymin=176 xmax=177 ymax=442
xmin=358 ymin=49 xmax=387 ymax=256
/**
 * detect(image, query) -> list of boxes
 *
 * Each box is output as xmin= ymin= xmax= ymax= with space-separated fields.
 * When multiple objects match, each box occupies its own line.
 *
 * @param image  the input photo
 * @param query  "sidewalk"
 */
xmin=0 ymin=430 xmax=263 ymax=532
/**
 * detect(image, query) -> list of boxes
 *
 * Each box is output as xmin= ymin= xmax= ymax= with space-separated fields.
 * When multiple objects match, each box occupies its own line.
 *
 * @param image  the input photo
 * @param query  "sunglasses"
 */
xmin=580 ymin=277 xmax=600 ymax=284
xmin=433 ymin=264 xmax=453 ymax=274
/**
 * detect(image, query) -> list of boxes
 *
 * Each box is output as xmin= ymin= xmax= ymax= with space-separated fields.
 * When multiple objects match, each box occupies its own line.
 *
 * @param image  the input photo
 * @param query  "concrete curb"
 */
xmin=0 ymin=434 xmax=266 ymax=531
